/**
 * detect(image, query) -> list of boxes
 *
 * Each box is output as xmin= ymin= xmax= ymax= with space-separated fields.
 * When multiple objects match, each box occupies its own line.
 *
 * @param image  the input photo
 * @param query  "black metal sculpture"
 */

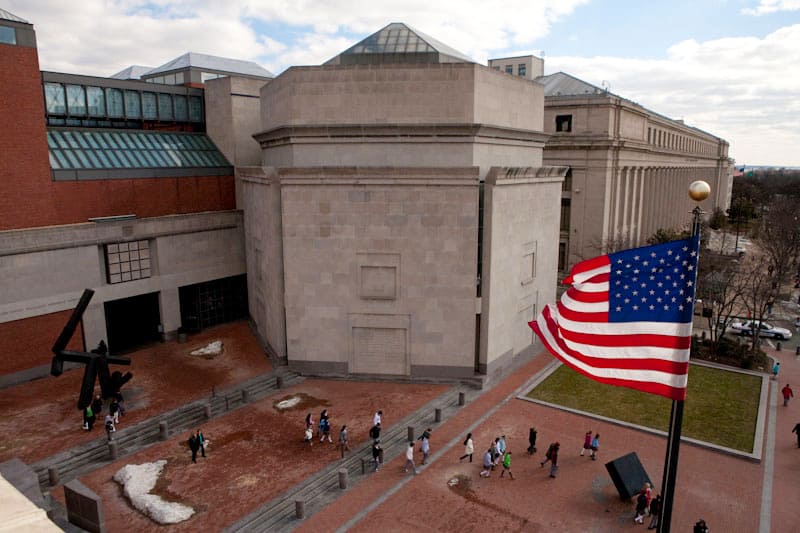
xmin=50 ymin=289 xmax=132 ymax=409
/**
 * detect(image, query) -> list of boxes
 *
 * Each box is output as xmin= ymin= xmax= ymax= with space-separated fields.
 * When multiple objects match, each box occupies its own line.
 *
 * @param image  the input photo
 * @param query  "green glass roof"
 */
xmin=47 ymin=129 xmax=231 ymax=171
xmin=326 ymin=22 xmax=474 ymax=65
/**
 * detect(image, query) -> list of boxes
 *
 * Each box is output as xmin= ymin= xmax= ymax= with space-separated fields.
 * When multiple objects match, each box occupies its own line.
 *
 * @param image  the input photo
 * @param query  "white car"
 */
xmin=730 ymin=320 xmax=793 ymax=340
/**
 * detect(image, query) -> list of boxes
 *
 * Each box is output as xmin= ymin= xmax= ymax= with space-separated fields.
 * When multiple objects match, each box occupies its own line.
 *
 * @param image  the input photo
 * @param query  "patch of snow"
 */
xmin=190 ymin=340 xmax=223 ymax=356
xmin=113 ymin=461 xmax=194 ymax=524
xmin=275 ymin=397 xmax=301 ymax=410
xmin=448 ymin=477 xmax=459 ymax=486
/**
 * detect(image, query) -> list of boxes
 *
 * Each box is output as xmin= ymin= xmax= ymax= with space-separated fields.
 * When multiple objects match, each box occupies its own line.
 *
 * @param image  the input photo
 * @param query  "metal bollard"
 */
xmin=777 ymin=342 xmax=782 ymax=351
xmin=361 ymin=458 xmax=368 ymax=475
xmin=159 ymin=420 xmax=169 ymax=441
xmin=796 ymin=346 xmax=800 ymax=356
xmin=434 ymin=408 xmax=442 ymax=422
xmin=48 ymin=467 xmax=59 ymax=486
xmin=295 ymin=500 xmax=305 ymax=519
xmin=225 ymin=396 xmax=230 ymax=411
xmin=407 ymin=426 xmax=415 ymax=442
xmin=204 ymin=403 xmax=212 ymax=420
xmin=338 ymin=468 xmax=348 ymax=489
xmin=458 ymin=392 xmax=465 ymax=406
xmin=108 ymin=440 xmax=119 ymax=460
xmin=276 ymin=375 xmax=284 ymax=389
xmin=241 ymin=389 xmax=249 ymax=403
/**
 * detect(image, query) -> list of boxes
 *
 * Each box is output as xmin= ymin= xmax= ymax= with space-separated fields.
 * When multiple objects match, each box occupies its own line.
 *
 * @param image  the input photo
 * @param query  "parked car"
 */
xmin=729 ymin=320 xmax=793 ymax=340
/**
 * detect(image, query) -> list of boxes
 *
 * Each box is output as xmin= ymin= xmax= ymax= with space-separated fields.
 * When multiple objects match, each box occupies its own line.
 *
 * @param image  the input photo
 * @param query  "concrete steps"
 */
xmin=32 ymin=369 xmax=303 ymax=491
xmin=225 ymin=384 xmax=479 ymax=532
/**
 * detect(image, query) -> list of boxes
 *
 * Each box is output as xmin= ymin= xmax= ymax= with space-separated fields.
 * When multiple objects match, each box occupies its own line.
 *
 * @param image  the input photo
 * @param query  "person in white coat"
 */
xmin=403 ymin=441 xmax=418 ymax=474
xmin=459 ymin=432 xmax=474 ymax=462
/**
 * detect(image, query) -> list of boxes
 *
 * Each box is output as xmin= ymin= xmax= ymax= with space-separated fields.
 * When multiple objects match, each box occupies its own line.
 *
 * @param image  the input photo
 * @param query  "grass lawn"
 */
xmin=526 ymin=363 xmax=762 ymax=452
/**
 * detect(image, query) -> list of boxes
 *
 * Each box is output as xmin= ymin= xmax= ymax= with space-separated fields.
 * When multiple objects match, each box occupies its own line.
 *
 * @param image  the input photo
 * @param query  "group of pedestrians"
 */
xmin=81 ymin=392 xmax=124 ymax=441
xmin=187 ymin=429 xmax=206 ymax=463
xmin=633 ymin=482 xmax=663 ymax=529
xmin=304 ymin=409 xmax=348 ymax=450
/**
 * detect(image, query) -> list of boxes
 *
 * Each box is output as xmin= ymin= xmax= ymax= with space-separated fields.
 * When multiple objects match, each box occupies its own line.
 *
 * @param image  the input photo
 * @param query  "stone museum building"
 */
xmin=0 ymin=14 xmax=731 ymax=386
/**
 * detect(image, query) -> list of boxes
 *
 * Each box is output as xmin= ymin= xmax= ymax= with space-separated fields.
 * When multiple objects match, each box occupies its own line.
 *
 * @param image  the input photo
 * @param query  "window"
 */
xmin=562 ymin=168 xmax=573 ymax=191
xmin=105 ymin=240 xmax=151 ymax=284
xmin=86 ymin=86 xmax=105 ymax=116
xmin=142 ymin=92 xmax=157 ymax=119
xmin=518 ymin=64 xmax=526 ymax=77
xmin=175 ymin=72 xmax=185 ymax=85
xmin=0 ymin=25 xmax=15 ymax=45
xmin=124 ymin=90 xmax=141 ymax=118
xmin=560 ymin=198 xmax=571 ymax=231
xmin=66 ymin=85 xmax=86 ymax=115
xmin=174 ymin=95 xmax=188 ymax=121
xmin=492 ymin=66 xmax=500 ymax=71
xmin=556 ymin=114 xmax=572 ymax=132
xmin=164 ymin=73 xmax=176 ymax=85
xmin=44 ymin=83 xmax=66 ymax=114
xmin=106 ymin=88 xmax=123 ymax=117
xmin=505 ymin=65 xmax=513 ymax=74
xmin=558 ymin=242 xmax=568 ymax=271
xmin=158 ymin=93 xmax=173 ymax=120
xmin=201 ymin=72 xmax=220 ymax=82
xmin=188 ymin=96 xmax=203 ymax=122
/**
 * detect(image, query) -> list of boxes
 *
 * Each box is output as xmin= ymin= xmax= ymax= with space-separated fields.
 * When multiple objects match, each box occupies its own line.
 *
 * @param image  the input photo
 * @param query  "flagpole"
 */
xmin=658 ymin=182 xmax=709 ymax=533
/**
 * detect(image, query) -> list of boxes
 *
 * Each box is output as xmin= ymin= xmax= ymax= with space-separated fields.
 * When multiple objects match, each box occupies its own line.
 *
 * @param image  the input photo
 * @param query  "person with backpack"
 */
xmin=459 ymin=432 xmax=474 ymax=462
xmin=417 ymin=428 xmax=432 ymax=465
xmin=319 ymin=409 xmax=332 ymax=443
xmin=479 ymin=448 xmax=493 ymax=477
xmin=590 ymin=433 xmax=600 ymax=461
xmin=647 ymin=494 xmax=662 ymax=530
xmin=338 ymin=425 xmax=350 ymax=453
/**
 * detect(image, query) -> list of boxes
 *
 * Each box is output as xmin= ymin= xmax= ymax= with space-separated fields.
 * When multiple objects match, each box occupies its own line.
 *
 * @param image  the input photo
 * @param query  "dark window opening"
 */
xmin=558 ymin=242 xmax=568 ymax=272
xmin=179 ymin=274 xmax=248 ymax=332
xmin=556 ymin=114 xmax=572 ymax=132
xmin=477 ymin=182 xmax=484 ymax=297
xmin=560 ymin=198 xmax=571 ymax=231
xmin=518 ymin=64 xmax=527 ymax=77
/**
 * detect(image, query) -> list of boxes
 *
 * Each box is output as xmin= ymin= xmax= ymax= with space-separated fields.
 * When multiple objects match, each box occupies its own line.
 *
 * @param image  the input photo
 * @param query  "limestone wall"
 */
xmin=279 ymin=167 xmax=479 ymax=378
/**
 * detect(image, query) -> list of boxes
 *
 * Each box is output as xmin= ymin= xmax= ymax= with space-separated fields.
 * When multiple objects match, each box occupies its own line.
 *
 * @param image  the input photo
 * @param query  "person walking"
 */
xmin=188 ymin=433 xmax=200 ymax=463
xmin=196 ymin=429 xmax=206 ymax=458
xmin=109 ymin=397 xmax=120 ymax=424
xmin=104 ymin=414 xmax=116 ymax=441
xmin=304 ymin=426 xmax=313 ymax=448
xmin=403 ymin=442 xmax=418 ymax=475
xmin=547 ymin=443 xmax=559 ymax=478
xmin=526 ymin=427 xmax=538 ymax=455
xmin=782 ymin=384 xmax=794 ymax=406
xmin=590 ymin=433 xmax=600 ymax=460
xmin=319 ymin=409 xmax=332 ymax=443
xmin=492 ymin=438 xmax=502 ymax=468
xmin=498 ymin=435 xmax=507 ymax=455
xmin=480 ymin=448 xmax=493 ymax=478
xmin=373 ymin=410 xmax=383 ymax=426
xmin=634 ymin=488 xmax=648 ymax=524
xmin=305 ymin=412 xmax=314 ymax=438
xmin=540 ymin=441 xmax=559 ymax=468
xmin=792 ymin=422 xmax=800 ymax=448
xmin=647 ymin=494 xmax=662 ymax=530
xmin=369 ymin=422 xmax=381 ymax=441
xmin=773 ymin=362 xmax=781 ymax=380
xmin=459 ymin=432 xmax=474 ymax=462
xmin=499 ymin=451 xmax=514 ymax=479
xmin=580 ymin=430 xmax=592 ymax=456
xmin=83 ymin=404 xmax=95 ymax=431
xmin=693 ymin=519 xmax=709 ymax=533
xmin=371 ymin=439 xmax=382 ymax=471
xmin=91 ymin=394 xmax=103 ymax=418
xmin=418 ymin=428 xmax=432 ymax=465
xmin=338 ymin=425 xmax=350 ymax=453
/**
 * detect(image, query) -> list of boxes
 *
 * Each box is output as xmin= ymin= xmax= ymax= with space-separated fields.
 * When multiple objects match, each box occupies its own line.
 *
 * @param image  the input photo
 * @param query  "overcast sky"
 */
xmin=6 ymin=0 xmax=800 ymax=166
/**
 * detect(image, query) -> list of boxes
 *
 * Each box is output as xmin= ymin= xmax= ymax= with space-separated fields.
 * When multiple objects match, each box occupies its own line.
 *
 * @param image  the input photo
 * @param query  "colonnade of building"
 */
xmin=608 ymin=165 xmax=719 ymax=248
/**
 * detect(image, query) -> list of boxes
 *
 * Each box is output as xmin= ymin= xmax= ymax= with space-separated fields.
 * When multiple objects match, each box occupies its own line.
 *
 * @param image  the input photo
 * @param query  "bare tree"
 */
xmin=755 ymin=196 xmax=800 ymax=294
xmin=696 ymin=254 xmax=745 ymax=356
xmin=733 ymin=253 xmax=778 ymax=356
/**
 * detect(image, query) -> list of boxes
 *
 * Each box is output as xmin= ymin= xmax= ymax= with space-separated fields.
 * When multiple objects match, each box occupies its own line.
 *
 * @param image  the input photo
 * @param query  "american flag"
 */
xmin=529 ymin=236 xmax=700 ymax=400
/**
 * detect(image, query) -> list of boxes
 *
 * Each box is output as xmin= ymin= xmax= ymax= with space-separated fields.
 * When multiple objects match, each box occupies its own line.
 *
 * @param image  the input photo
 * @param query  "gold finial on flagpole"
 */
xmin=688 ymin=180 xmax=710 ymax=202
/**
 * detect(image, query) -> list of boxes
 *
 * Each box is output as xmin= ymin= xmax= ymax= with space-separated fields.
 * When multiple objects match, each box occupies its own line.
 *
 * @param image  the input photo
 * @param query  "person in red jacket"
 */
xmin=782 ymin=384 xmax=794 ymax=406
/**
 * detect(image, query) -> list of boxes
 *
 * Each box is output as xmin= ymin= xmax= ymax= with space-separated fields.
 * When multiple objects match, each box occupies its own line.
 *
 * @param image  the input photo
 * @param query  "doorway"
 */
xmin=104 ymin=292 xmax=162 ymax=353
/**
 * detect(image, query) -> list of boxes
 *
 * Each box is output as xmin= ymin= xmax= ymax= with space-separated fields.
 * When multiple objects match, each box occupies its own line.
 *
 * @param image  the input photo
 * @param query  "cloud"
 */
xmin=742 ymin=0 xmax=800 ymax=16
xmin=6 ymin=0 xmax=588 ymax=76
xmin=546 ymin=24 xmax=800 ymax=166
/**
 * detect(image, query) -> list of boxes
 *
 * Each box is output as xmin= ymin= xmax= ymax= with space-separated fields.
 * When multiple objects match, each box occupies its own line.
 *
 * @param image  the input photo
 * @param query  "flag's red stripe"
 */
xmin=529 ymin=316 xmax=687 ymax=401
xmin=560 ymin=328 xmax=691 ymax=350
xmin=567 ymin=288 xmax=609 ymax=303
xmin=538 ymin=307 xmax=689 ymax=374
xmin=563 ymin=256 xmax=610 ymax=284
xmin=557 ymin=304 xmax=609 ymax=323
